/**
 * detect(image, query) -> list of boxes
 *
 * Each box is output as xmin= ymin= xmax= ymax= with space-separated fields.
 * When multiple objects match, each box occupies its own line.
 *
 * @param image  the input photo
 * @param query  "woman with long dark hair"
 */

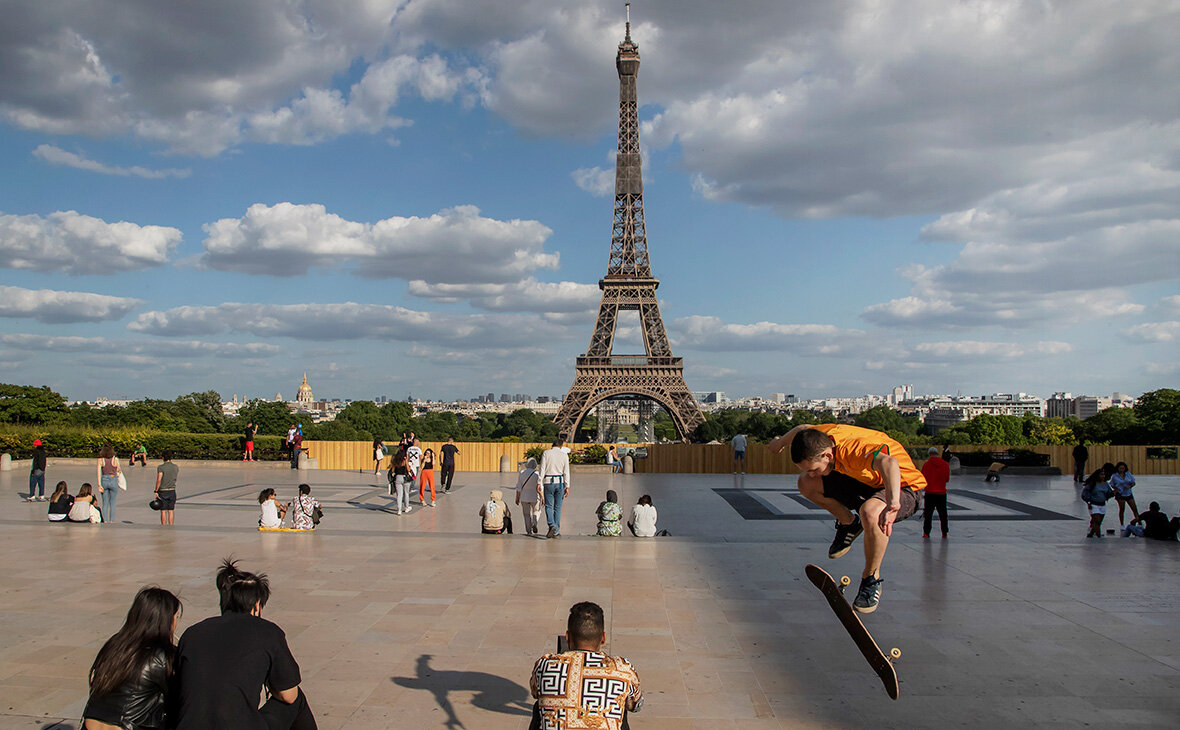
xmin=96 ymin=442 xmax=122 ymax=523
xmin=82 ymin=586 xmax=181 ymax=729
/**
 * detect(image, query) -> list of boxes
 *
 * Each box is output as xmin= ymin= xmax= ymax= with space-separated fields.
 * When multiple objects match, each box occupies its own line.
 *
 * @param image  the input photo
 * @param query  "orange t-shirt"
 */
xmin=810 ymin=424 xmax=926 ymax=491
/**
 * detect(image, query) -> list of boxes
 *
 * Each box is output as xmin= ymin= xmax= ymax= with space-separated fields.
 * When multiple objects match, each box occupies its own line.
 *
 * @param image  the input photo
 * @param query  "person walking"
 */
xmin=406 ymin=439 xmax=423 ymax=504
xmin=419 ymin=446 xmax=436 ymax=507
xmin=96 ymin=442 xmax=122 ymax=523
xmin=1082 ymin=465 xmax=1116 ymax=538
xmin=1109 ymin=461 xmax=1139 ymax=526
xmin=372 ymin=437 xmax=386 ymax=475
xmin=388 ymin=449 xmax=412 ymax=515
xmin=538 ymin=440 xmax=571 ymax=539
xmin=440 ymin=437 xmax=459 ymax=493
xmin=920 ymin=446 xmax=951 ymax=539
xmin=515 ymin=457 xmax=542 ymax=535
xmin=28 ymin=438 xmax=48 ymax=501
xmin=154 ymin=449 xmax=179 ymax=526
xmin=1072 ymin=443 xmax=1089 ymax=483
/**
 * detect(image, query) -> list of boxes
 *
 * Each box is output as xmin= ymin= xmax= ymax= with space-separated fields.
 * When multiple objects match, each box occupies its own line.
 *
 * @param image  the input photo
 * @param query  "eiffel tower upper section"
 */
xmin=553 ymin=9 xmax=704 ymax=442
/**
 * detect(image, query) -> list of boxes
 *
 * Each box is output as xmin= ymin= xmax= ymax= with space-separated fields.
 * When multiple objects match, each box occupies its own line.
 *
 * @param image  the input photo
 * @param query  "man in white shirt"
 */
xmin=732 ymin=433 xmax=748 ymax=474
xmin=406 ymin=439 xmax=423 ymax=503
xmin=538 ymin=440 xmax=572 ymax=539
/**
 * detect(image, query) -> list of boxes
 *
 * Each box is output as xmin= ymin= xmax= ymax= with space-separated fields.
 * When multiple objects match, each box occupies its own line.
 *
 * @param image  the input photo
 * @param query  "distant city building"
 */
xmin=922 ymin=393 xmax=1046 ymax=433
xmin=1045 ymin=392 xmax=1133 ymax=420
xmin=274 ymin=392 xmax=283 ymax=401
xmin=296 ymin=373 xmax=314 ymax=404
xmin=770 ymin=393 xmax=786 ymax=404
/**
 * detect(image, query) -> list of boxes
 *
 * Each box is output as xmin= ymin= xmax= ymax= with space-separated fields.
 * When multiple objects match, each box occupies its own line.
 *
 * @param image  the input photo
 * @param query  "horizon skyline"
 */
xmin=2 ymin=2 xmax=1178 ymax=403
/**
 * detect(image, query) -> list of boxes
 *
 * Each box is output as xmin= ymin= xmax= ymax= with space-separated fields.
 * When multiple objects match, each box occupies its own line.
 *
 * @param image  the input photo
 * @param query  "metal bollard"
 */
xmin=623 ymin=455 xmax=633 ymax=474
xmin=499 ymin=454 xmax=512 ymax=473
xmin=0 ymin=453 xmax=11 ymax=471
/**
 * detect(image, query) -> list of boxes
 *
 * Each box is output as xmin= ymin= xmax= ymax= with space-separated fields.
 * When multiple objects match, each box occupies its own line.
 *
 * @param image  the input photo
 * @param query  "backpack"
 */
xmin=1080 ymin=483 xmax=1093 ymax=503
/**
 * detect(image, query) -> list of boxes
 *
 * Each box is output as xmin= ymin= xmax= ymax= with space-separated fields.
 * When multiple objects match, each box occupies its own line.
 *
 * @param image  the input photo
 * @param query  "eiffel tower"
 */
xmin=554 ymin=9 xmax=705 ymax=442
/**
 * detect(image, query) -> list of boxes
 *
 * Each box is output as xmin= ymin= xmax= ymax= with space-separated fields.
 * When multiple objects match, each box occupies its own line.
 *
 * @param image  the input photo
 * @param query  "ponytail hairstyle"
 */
xmin=258 ymin=488 xmax=275 ymax=504
xmin=88 ymin=587 xmax=180 ymax=698
xmin=50 ymin=481 xmax=70 ymax=503
xmin=216 ymin=557 xmax=271 ymax=615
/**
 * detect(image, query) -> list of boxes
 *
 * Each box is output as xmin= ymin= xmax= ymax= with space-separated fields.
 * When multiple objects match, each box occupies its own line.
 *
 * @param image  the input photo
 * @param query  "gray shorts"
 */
xmin=821 ymin=471 xmax=922 ymax=522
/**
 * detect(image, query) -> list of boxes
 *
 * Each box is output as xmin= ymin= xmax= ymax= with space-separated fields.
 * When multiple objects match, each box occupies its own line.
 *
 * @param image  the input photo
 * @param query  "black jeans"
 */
xmin=923 ymin=493 xmax=948 ymax=535
xmin=260 ymin=688 xmax=316 ymax=730
xmin=440 ymin=463 xmax=455 ymax=490
xmin=1073 ymin=459 xmax=1087 ymax=482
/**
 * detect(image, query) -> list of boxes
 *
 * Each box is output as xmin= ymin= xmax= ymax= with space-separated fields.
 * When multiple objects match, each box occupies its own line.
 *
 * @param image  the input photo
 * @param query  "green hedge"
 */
xmin=0 ymin=426 xmax=286 ymax=460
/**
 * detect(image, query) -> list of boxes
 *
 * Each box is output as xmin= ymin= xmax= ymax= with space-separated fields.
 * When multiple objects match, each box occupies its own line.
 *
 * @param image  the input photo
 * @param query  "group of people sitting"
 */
xmin=81 ymin=558 xmax=316 ymax=730
xmin=257 ymin=485 xmax=322 ymax=530
xmin=479 ymin=461 xmax=667 ymax=538
xmin=44 ymin=481 xmax=105 ymax=523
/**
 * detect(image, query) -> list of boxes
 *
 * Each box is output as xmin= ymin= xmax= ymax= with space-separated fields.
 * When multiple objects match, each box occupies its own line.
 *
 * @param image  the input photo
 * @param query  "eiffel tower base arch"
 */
xmin=554 ymin=358 xmax=705 ymax=443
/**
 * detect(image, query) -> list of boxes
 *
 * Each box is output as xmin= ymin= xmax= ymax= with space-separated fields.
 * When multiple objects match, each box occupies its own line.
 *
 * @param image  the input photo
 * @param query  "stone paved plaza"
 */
xmin=2 ymin=462 xmax=1179 ymax=729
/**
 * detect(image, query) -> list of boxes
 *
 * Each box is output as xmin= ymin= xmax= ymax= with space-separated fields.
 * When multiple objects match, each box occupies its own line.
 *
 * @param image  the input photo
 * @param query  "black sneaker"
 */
xmin=828 ymin=516 xmax=863 ymax=559
xmin=853 ymin=575 xmax=884 ymax=613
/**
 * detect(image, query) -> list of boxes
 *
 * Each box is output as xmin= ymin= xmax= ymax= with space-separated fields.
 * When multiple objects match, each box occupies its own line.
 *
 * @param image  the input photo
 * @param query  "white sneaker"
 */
xmin=404 ymin=506 xmax=413 ymax=514
xmin=430 ymin=501 xmax=436 ymax=507
xmin=395 ymin=509 xmax=402 ymax=516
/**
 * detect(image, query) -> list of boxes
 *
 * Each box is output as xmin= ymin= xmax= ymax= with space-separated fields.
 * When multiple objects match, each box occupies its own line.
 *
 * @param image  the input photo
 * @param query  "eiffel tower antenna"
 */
xmin=553 ymin=9 xmax=705 ymax=442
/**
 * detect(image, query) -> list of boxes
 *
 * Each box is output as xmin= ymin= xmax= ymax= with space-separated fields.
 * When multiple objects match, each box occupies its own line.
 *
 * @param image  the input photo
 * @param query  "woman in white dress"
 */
xmin=258 ymin=488 xmax=286 ymax=528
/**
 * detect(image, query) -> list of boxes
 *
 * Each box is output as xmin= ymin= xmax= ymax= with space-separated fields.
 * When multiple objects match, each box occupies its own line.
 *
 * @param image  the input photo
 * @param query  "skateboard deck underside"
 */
xmin=805 ymin=564 xmax=900 ymax=700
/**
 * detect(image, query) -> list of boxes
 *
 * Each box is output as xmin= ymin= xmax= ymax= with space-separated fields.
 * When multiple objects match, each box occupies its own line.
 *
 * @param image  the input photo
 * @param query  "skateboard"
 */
xmin=804 ymin=564 xmax=901 ymax=700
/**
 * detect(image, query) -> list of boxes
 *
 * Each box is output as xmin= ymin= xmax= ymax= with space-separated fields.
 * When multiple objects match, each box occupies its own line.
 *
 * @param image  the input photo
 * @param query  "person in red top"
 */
xmin=920 ymin=446 xmax=951 ymax=539
xmin=770 ymin=424 xmax=926 ymax=613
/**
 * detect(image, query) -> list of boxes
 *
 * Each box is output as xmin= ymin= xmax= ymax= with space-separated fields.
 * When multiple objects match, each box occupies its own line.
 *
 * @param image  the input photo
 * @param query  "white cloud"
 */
xmin=863 ymin=286 xmax=1147 ymax=329
xmin=33 ymin=144 xmax=190 ymax=179
xmin=0 ymin=286 xmax=140 ymax=323
xmin=198 ymin=203 xmax=557 ymax=283
xmin=671 ymin=315 xmax=867 ymax=355
xmin=406 ymin=278 xmax=598 ymax=314
xmin=1157 ymin=295 xmax=1180 ymax=316
xmin=406 ymin=343 xmax=547 ymax=365
xmin=128 ymin=301 xmax=574 ymax=348
xmin=0 ymin=333 xmax=278 ymax=359
xmin=913 ymin=340 xmax=1072 ymax=361
xmin=1124 ymin=321 xmax=1180 ymax=344
xmin=0 ymin=210 xmax=180 ymax=273
xmin=572 ymin=166 xmax=614 ymax=197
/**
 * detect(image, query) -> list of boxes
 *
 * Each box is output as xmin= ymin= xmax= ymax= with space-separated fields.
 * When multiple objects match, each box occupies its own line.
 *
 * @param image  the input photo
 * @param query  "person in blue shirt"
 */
xmin=1108 ymin=461 xmax=1139 ymax=526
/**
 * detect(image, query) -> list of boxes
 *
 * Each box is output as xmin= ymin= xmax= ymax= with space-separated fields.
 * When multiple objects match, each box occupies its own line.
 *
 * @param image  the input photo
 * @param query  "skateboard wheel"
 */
xmin=840 ymin=576 xmax=851 ymax=587
xmin=890 ymin=648 xmax=901 ymax=659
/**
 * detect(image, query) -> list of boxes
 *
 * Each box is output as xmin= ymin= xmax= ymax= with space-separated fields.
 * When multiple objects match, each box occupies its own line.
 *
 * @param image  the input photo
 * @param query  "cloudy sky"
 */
xmin=1 ymin=0 xmax=1177 ymax=402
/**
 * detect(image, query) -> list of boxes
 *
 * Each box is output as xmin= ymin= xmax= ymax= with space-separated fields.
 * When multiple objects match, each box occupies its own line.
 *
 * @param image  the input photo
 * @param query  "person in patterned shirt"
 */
xmin=530 ymin=602 xmax=642 ymax=729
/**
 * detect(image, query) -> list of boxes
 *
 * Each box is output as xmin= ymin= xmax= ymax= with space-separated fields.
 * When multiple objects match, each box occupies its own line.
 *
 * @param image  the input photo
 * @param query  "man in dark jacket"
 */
xmin=1072 ymin=443 xmax=1089 ymax=483
xmin=28 ymin=439 xmax=48 ymax=501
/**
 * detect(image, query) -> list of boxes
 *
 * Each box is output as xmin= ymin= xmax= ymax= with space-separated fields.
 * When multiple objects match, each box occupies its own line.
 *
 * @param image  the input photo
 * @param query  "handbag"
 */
xmin=116 ymin=471 xmax=127 ymax=491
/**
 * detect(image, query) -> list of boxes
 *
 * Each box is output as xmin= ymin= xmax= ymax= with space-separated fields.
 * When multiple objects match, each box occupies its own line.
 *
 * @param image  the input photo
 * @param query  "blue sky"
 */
xmin=1 ymin=0 xmax=1177 ymax=402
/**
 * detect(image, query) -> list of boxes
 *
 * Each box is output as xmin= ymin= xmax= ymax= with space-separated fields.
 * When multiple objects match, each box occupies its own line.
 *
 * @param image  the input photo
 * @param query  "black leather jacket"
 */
xmin=83 ymin=648 xmax=170 ymax=729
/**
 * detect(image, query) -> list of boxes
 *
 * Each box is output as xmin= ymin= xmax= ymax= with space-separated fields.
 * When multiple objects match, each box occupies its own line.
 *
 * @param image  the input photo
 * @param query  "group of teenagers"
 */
xmin=36 ymin=443 xmax=181 ymax=527
xmin=1080 ymin=460 xmax=1178 ymax=540
xmin=375 ymin=432 xmax=459 ymax=515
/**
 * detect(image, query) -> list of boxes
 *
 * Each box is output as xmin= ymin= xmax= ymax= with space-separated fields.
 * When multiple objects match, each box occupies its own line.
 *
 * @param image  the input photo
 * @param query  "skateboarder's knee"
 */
xmin=798 ymin=474 xmax=823 ymax=500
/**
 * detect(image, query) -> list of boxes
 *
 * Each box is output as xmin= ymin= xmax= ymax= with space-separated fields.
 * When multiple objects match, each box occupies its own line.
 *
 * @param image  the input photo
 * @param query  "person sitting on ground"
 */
xmin=479 ymin=490 xmax=513 ymax=534
xmin=173 ymin=559 xmax=316 ymax=730
xmin=596 ymin=490 xmax=623 ymax=537
xmin=82 ymin=586 xmax=181 ymax=730
xmin=48 ymin=481 xmax=73 ymax=522
xmin=258 ymin=488 xmax=286 ymax=529
xmin=984 ymin=460 xmax=1007 ymax=482
xmin=290 ymin=484 xmax=320 ymax=531
xmin=628 ymin=495 xmax=660 ymax=537
xmin=69 ymin=483 xmax=101 ymax=523
xmin=531 ymin=601 xmax=642 ymax=730
xmin=1082 ymin=465 xmax=1116 ymax=538
xmin=130 ymin=444 xmax=148 ymax=467
xmin=1122 ymin=501 xmax=1180 ymax=540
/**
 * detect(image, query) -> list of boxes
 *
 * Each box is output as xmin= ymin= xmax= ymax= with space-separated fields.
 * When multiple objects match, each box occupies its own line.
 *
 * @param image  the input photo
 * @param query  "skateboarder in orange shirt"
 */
xmin=770 ymin=424 xmax=926 ymax=613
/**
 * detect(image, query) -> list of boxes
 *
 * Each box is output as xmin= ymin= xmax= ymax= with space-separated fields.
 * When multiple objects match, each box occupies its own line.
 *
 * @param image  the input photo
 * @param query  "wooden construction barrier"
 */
xmin=304 ymin=441 xmax=1179 ymax=475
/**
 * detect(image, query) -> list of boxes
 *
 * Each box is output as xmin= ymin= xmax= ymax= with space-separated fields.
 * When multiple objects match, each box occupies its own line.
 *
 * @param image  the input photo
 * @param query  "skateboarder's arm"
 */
xmin=768 ymin=426 xmax=810 ymax=454
xmin=873 ymin=452 xmax=902 ymax=508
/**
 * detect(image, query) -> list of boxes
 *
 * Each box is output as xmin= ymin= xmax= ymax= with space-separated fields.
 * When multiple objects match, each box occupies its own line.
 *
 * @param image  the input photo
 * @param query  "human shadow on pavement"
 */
xmin=392 ymin=653 xmax=532 ymax=729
